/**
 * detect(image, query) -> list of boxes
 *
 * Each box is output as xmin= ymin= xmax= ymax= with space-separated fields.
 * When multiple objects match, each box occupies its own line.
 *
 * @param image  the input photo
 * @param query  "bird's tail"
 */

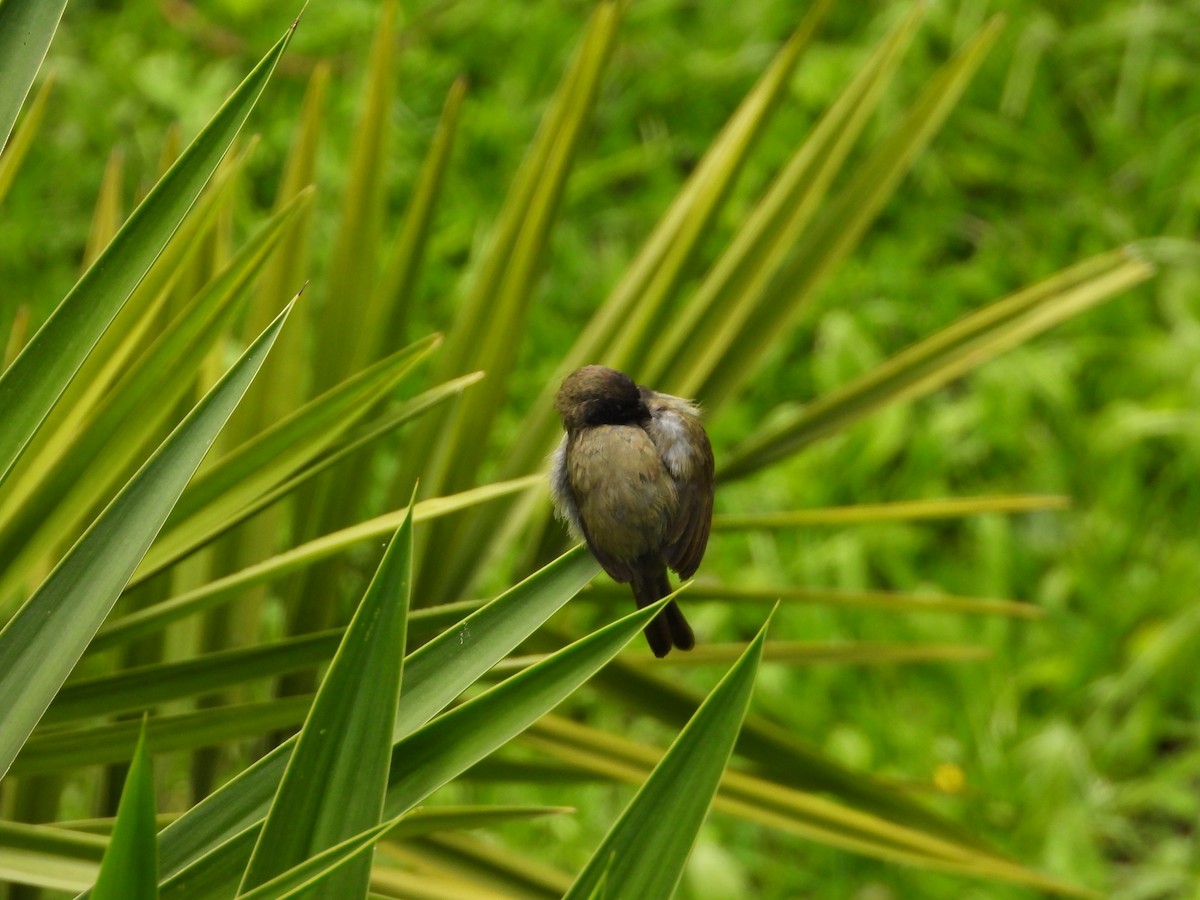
xmin=630 ymin=564 xmax=694 ymax=658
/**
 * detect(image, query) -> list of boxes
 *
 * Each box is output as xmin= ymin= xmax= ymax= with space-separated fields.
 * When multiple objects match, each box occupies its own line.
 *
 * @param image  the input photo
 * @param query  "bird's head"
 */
xmin=555 ymin=365 xmax=650 ymax=431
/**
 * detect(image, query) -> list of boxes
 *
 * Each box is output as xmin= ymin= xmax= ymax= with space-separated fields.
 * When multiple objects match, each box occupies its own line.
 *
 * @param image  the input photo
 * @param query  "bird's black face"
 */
xmin=581 ymin=392 xmax=650 ymax=427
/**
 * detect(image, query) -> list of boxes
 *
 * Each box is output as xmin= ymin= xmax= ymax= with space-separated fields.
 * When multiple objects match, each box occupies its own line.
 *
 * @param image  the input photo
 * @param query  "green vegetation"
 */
xmin=1 ymin=1 xmax=1196 ymax=898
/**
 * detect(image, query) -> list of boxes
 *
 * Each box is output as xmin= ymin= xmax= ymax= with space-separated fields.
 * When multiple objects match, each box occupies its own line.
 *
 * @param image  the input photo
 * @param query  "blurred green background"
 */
xmin=5 ymin=0 xmax=1199 ymax=897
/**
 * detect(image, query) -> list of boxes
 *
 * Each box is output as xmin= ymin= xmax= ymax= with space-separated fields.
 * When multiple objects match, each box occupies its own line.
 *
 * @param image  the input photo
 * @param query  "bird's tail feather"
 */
xmin=630 ymin=565 xmax=694 ymax=658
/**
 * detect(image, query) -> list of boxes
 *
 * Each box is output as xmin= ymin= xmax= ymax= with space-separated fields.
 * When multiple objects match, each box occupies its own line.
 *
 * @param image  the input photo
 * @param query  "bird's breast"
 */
xmin=567 ymin=425 xmax=677 ymax=560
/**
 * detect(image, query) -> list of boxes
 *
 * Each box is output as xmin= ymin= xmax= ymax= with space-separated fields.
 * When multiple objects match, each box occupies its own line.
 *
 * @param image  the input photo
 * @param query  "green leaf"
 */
xmin=0 ymin=72 xmax=55 ymax=204
xmin=277 ymin=0 xmax=408 ymax=680
xmin=235 ymin=819 xmax=395 ymax=900
xmin=150 ymin=546 xmax=598 ymax=892
xmin=131 ymin=369 xmax=480 ymax=585
xmin=367 ymin=861 xmax=530 ymax=899
xmin=381 ymin=594 xmax=677 ymax=820
xmin=489 ymin=640 xmax=989 ymax=672
xmin=11 ymin=141 xmax=258 ymax=491
xmin=46 ymin=631 xmax=342 ymax=726
xmin=132 ymin=334 xmax=442 ymax=583
xmin=380 ymin=805 xmax=572 ymax=839
xmin=156 ymin=586 xmax=665 ymax=900
xmin=89 ymin=477 xmax=543 ymax=652
xmin=711 ymin=495 xmax=1070 ymax=529
xmin=239 ymin=508 xmax=413 ymax=895
xmin=531 ymin=715 xmax=1093 ymax=896
xmin=177 ymin=332 xmax=441 ymax=526
xmin=697 ymin=17 xmax=1006 ymax=409
xmin=719 ymin=249 xmax=1154 ymax=479
xmin=83 ymin=148 xmax=127 ymax=268
xmin=367 ymin=76 xmax=465 ymax=355
xmin=583 ymin=870 xmax=609 ymax=900
xmin=90 ymin=719 xmax=157 ymax=900
xmin=420 ymin=3 xmax=620 ymax=497
xmin=389 ymin=831 xmax=573 ymax=897
xmin=271 ymin=371 xmax=484 ymax=504
xmin=162 ymin=598 xmax=665 ymax=900
xmin=16 ymin=696 xmax=313 ymax=778
xmin=66 ymin=805 xmax=564 ymax=839
xmin=0 ymin=0 xmax=67 ymax=151
xmin=0 ymin=190 xmax=312 ymax=597
xmin=313 ymin=0 xmax=397 ymax=390
xmin=581 ymin=658 xmax=994 ymax=849
xmin=650 ymin=641 xmax=989 ymax=666
xmin=649 ymin=2 xmax=925 ymax=395
xmin=564 ymin=615 xmax=768 ymax=899
xmin=0 ymin=304 xmax=291 ymax=779
xmin=580 ymin=582 xmax=1042 ymax=618
xmin=0 ymin=22 xmax=293 ymax=485
xmin=228 ymin=60 xmax=329 ymax=438
xmin=392 ymin=543 xmax=600 ymax=740
xmin=0 ymin=820 xmax=106 ymax=892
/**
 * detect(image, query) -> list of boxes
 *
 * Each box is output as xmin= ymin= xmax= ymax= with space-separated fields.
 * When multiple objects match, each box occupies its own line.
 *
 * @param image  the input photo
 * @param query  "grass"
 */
xmin=4 ymin=0 xmax=1198 ymax=897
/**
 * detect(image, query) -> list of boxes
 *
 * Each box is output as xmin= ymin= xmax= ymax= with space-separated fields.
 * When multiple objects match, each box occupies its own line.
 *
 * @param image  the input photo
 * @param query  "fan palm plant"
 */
xmin=0 ymin=1 xmax=1154 ymax=896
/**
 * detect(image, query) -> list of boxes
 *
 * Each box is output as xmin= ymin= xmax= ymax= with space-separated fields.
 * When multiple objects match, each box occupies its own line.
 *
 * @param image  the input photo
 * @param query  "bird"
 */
xmin=550 ymin=365 xmax=714 ymax=657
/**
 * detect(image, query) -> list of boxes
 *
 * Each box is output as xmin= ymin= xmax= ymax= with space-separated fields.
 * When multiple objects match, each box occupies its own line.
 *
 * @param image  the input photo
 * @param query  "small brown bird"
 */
xmin=550 ymin=365 xmax=714 ymax=657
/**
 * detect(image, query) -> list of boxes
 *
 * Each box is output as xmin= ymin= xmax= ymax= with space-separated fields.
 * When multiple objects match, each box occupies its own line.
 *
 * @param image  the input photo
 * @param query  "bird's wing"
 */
xmin=666 ymin=434 xmax=713 ymax=578
xmin=643 ymin=392 xmax=714 ymax=579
